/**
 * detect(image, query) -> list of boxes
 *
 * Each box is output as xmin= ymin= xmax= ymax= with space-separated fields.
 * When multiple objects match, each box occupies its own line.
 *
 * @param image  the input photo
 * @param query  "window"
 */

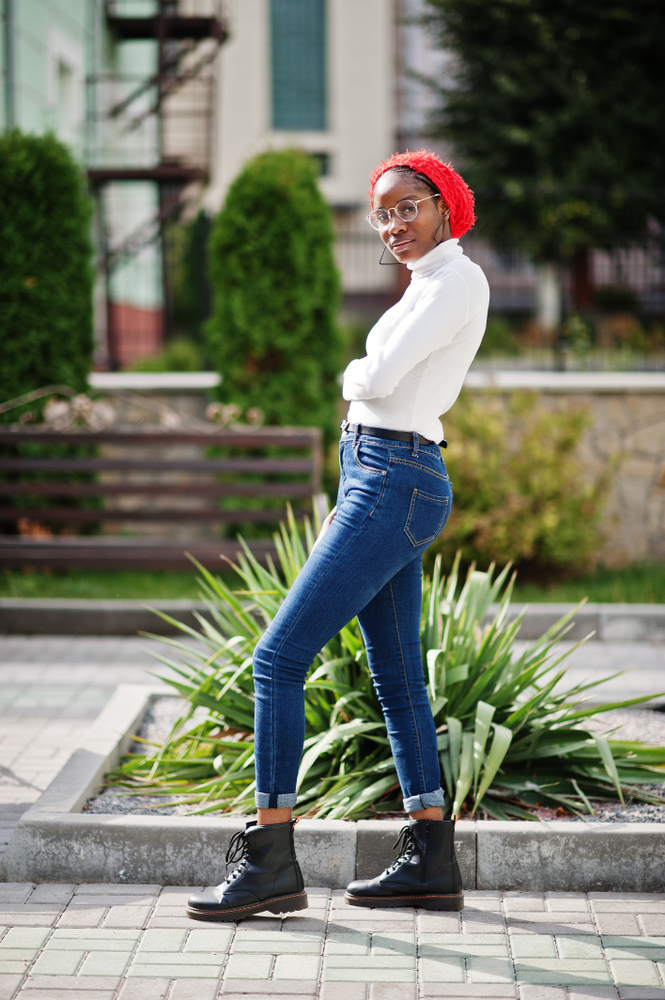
xmin=270 ymin=0 xmax=326 ymax=131
xmin=309 ymin=151 xmax=330 ymax=176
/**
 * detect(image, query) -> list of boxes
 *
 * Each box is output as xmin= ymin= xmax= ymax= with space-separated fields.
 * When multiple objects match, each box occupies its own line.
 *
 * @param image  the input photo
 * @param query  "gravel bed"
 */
xmin=583 ymin=707 xmax=665 ymax=745
xmin=85 ymin=699 xmax=665 ymax=821
xmin=548 ymin=708 xmax=665 ymax=823
xmin=85 ymin=697 xmax=212 ymax=816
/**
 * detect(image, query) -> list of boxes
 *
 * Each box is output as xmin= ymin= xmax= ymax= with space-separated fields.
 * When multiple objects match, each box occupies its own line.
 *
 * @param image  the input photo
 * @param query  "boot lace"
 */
xmin=221 ymin=828 xmax=251 ymax=885
xmin=384 ymin=824 xmax=416 ymax=875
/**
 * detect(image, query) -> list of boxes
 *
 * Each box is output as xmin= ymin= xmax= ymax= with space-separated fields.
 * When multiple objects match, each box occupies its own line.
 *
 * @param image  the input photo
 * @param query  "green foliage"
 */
xmin=340 ymin=318 xmax=375 ymax=369
xmin=596 ymin=315 xmax=665 ymax=356
xmin=0 ymin=131 xmax=94 ymax=407
xmin=425 ymin=0 xmax=665 ymax=260
xmin=429 ymin=392 xmax=607 ymax=575
xmin=512 ymin=562 xmax=665 ymax=605
xmin=206 ymin=149 xmax=343 ymax=444
xmin=0 ymin=568 xmax=237 ymax=600
xmin=475 ymin=317 xmax=521 ymax=357
xmin=167 ymin=210 xmax=212 ymax=341
xmin=564 ymin=314 xmax=594 ymax=357
xmin=3 ymin=560 xmax=665 ymax=604
xmin=127 ymin=339 xmax=205 ymax=372
xmin=106 ymin=514 xmax=665 ymax=820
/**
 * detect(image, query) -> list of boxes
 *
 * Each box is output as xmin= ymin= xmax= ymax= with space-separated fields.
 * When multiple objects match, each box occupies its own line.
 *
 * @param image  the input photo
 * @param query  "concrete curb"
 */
xmin=29 ymin=685 xmax=162 ymax=816
xmin=2 ymin=598 xmax=665 ymax=638
xmin=476 ymin=820 xmax=665 ymax=892
xmin=4 ymin=814 xmax=358 ymax=889
xmin=0 ymin=685 xmax=358 ymax=889
xmin=0 ymin=598 xmax=212 ymax=635
xmin=3 ymin=686 xmax=665 ymax=891
xmin=497 ymin=602 xmax=665 ymax=642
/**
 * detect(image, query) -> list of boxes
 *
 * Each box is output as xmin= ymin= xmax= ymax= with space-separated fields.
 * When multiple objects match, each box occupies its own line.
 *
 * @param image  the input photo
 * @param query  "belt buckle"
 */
xmin=339 ymin=419 xmax=350 ymax=432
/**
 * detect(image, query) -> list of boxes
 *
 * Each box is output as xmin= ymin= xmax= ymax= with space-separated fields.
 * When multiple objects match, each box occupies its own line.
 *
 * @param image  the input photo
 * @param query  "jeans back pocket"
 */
xmin=404 ymin=488 xmax=450 ymax=546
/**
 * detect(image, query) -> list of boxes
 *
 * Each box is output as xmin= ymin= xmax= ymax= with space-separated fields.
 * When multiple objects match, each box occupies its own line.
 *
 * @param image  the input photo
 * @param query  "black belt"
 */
xmin=340 ymin=420 xmax=447 ymax=449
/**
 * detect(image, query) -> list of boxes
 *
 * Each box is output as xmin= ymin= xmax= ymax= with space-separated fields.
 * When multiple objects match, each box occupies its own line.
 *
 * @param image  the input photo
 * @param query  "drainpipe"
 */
xmin=3 ymin=0 xmax=15 ymax=128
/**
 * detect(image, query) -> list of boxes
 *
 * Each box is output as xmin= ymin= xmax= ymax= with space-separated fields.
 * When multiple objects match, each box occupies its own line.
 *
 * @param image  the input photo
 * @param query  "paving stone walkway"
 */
xmin=2 ymin=636 xmax=664 ymax=702
xmin=2 ymin=636 xmax=665 ymax=998
xmin=1 ymin=885 xmax=665 ymax=999
xmin=0 ymin=637 xmax=171 ymax=862
xmin=0 ymin=718 xmax=93 ymax=864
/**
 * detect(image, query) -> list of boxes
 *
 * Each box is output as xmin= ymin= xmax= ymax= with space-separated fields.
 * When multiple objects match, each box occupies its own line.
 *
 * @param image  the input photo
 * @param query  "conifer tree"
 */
xmin=206 ymin=149 xmax=342 ymax=443
xmin=425 ymin=0 xmax=665 ymax=274
xmin=0 ymin=131 xmax=94 ymax=404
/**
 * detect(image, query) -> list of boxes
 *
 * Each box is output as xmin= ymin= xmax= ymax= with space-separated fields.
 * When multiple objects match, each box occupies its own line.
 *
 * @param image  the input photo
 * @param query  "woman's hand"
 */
xmin=311 ymin=506 xmax=336 ymax=552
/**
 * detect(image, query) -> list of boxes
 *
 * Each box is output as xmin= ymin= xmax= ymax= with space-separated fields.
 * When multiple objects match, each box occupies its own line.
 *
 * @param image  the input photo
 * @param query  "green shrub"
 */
xmin=0 ymin=131 xmax=94 ymax=408
xmin=429 ymin=391 xmax=608 ymax=576
xmin=205 ymin=149 xmax=343 ymax=444
xmin=476 ymin=316 xmax=521 ymax=357
xmin=564 ymin=313 xmax=594 ymax=357
xmin=106 ymin=517 xmax=665 ymax=820
xmin=166 ymin=210 xmax=212 ymax=341
xmin=127 ymin=338 xmax=204 ymax=373
xmin=595 ymin=287 xmax=639 ymax=314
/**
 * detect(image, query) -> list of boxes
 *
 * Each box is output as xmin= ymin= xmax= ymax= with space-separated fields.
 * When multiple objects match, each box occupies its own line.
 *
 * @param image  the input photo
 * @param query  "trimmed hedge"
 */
xmin=0 ymin=130 xmax=94 ymax=408
xmin=206 ymin=149 xmax=342 ymax=443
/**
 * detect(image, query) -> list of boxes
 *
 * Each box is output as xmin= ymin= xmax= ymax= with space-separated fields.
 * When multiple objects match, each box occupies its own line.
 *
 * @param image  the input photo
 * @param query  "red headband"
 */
xmin=369 ymin=149 xmax=476 ymax=239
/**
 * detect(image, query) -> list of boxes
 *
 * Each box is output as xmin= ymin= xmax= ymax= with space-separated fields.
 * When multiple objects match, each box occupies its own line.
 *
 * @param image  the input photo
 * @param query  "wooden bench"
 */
xmin=0 ymin=424 xmax=322 ymax=570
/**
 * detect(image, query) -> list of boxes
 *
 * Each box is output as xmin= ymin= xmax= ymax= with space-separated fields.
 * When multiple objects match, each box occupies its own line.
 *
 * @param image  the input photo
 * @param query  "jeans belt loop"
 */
xmin=411 ymin=431 xmax=419 ymax=457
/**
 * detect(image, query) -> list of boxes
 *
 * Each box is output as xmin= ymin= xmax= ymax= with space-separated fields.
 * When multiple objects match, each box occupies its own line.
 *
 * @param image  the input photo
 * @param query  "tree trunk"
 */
xmin=571 ymin=247 xmax=595 ymax=311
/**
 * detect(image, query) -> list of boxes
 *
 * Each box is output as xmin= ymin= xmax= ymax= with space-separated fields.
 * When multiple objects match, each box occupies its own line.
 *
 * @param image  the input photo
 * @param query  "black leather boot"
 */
xmin=187 ymin=820 xmax=308 ymax=922
xmin=345 ymin=818 xmax=463 ymax=911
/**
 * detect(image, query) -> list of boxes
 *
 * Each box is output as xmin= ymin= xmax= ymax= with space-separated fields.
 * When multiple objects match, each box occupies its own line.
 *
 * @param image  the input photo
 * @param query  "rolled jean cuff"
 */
xmin=255 ymin=792 xmax=298 ymax=809
xmin=403 ymin=788 xmax=446 ymax=813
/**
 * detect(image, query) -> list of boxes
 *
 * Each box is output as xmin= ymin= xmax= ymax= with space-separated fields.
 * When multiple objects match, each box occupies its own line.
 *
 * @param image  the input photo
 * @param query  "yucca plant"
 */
xmin=106 ymin=509 xmax=665 ymax=820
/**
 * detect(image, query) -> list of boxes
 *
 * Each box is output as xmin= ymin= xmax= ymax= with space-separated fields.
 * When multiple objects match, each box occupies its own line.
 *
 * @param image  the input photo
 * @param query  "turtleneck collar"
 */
xmin=407 ymin=238 xmax=463 ymax=277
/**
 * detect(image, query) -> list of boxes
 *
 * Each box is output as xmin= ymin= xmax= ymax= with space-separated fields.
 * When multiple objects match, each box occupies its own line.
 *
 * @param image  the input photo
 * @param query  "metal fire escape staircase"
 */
xmin=87 ymin=0 xmax=228 ymax=363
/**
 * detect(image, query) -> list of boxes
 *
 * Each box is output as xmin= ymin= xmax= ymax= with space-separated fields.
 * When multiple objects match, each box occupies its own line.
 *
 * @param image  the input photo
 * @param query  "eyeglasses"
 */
xmin=366 ymin=194 xmax=441 ymax=230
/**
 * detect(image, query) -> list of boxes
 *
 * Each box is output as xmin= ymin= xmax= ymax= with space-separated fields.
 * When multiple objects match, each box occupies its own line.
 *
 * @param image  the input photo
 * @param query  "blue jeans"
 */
xmin=252 ymin=431 xmax=453 ymax=813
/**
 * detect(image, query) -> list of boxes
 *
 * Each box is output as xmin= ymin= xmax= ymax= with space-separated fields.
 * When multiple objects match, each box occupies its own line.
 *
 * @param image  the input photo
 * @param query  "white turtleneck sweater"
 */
xmin=342 ymin=239 xmax=489 ymax=443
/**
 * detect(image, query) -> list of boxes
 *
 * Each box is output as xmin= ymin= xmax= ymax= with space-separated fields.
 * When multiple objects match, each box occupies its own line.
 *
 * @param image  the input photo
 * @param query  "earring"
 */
xmin=379 ymin=245 xmax=402 ymax=265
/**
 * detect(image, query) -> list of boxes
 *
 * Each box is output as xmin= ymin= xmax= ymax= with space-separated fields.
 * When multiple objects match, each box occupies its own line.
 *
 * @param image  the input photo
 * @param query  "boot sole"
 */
xmin=187 ymin=890 xmax=308 ymax=922
xmin=344 ymin=891 xmax=464 ymax=912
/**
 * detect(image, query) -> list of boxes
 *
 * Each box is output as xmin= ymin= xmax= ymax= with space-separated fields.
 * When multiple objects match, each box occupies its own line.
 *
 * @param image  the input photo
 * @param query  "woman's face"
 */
xmin=372 ymin=171 xmax=451 ymax=264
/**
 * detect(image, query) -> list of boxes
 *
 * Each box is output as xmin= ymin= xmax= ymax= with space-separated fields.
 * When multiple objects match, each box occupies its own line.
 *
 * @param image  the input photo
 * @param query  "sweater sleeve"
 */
xmin=342 ymin=270 xmax=470 ymax=401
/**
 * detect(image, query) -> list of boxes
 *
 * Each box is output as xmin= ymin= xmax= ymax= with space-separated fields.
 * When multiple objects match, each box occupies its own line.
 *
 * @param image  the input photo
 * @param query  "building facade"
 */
xmin=5 ymin=0 xmax=662 ymax=370
xmin=1 ymin=0 xmax=224 ymax=369
xmin=1 ymin=0 xmax=90 ymax=149
xmin=206 ymin=0 xmax=397 ymax=307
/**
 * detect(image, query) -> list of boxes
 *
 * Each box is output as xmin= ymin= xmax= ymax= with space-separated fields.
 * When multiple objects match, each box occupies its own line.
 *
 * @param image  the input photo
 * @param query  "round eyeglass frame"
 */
xmin=366 ymin=193 xmax=441 ymax=231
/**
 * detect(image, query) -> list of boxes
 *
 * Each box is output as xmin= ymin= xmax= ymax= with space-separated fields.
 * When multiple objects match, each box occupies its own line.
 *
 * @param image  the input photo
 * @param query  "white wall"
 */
xmin=206 ymin=0 xmax=395 ymax=212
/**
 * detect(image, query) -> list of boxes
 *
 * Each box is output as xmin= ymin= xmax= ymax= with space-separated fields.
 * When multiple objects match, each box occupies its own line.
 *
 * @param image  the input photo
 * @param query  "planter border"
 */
xmin=2 ymin=685 xmax=665 ymax=892
xmin=3 ymin=599 xmax=665 ymax=639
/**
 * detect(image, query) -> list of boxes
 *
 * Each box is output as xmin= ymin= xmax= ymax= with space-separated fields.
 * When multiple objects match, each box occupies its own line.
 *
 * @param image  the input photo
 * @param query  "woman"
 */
xmin=187 ymin=150 xmax=489 ymax=922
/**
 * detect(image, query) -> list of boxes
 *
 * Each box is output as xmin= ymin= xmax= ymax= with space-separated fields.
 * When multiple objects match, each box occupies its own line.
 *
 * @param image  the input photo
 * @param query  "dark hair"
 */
xmin=378 ymin=165 xmax=441 ymax=198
